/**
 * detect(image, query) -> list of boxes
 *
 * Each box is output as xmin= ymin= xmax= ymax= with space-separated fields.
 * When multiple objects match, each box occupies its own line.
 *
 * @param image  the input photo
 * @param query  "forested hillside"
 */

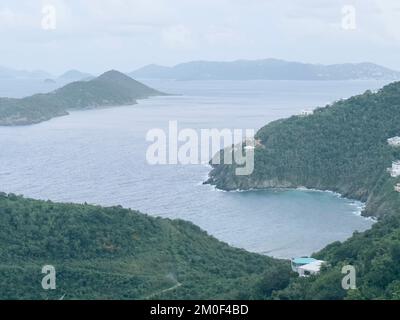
xmin=0 ymin=70 xmax=165 ymax=126
xmin=208 ymin=82 xmax=400 ymax=218
xmin=271 ymin=213 xmax=400 ymax=300
xmin=207 ymin=81 xmax=400 ymax=299
xmin=0 ymin=193 xmax=289 ymax=300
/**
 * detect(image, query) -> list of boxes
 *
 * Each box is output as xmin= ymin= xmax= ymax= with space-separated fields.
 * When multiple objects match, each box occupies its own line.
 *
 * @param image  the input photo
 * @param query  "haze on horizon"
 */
xmin=1 ymin=0 xmax=400 ymax=75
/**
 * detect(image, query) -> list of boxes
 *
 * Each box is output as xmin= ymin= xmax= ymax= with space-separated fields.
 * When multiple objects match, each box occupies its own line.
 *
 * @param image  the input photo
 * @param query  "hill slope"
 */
xmin=0 ymin=193 xmax=289 ymax=300
xmin=207 ymin=81 xmax=400 ymax=299
xmin=130 ymin=59 xmax=400 ymax=81
xmin=207 ymin=81 xmax=400 ymax=218
xmin=272 ymin=213 xmax=400 ymax=300
xmin=0 ymin=70 xmax=166 ymax=126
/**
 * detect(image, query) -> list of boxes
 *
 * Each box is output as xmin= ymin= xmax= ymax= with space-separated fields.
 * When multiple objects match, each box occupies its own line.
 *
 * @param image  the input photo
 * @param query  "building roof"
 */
xmin=298 ymin=260 xmax=325 ymax=272
xmin=292 ymin=257 xmax=317 ymax=265
xmin=388 ymin=137 xmax=400 ymax=146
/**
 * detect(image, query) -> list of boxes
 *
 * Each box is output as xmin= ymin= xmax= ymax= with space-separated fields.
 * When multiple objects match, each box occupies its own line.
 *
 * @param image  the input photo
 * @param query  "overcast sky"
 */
xmin=1 ymin=0 xmax=400 ymax=75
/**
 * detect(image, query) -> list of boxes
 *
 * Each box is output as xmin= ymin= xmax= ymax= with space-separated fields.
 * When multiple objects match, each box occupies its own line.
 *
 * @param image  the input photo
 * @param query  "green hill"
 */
xmin=207 ymin=82 xmax=400 ymax=218
xmin=0 ymin=193 xmax=289 ymax=300
xmin=207 ymin=81 xmax=400 ymax=299
xmin=0 ymin=70 xmax=166 ymax=126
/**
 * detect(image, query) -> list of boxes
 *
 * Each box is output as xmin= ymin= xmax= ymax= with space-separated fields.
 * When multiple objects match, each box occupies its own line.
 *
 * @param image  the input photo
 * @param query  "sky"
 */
xmin=1 ymin=0 xmax=400 ymax=75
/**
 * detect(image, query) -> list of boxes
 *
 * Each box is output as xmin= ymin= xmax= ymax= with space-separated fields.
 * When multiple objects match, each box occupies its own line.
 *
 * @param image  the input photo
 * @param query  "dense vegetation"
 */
xmin=3 ymin=75 xmax=400 ymax=300
xmin=208 ymin=81 xmax=400 ymax=299
xmin=0 ymin=70 xmax=165 ymax=126
xmin=272 ymin=214 xmax=400 ymax=300
xmin=0 ymin=193 xmax=290 ymax=300
xmin=208 ymin=82 xmax=400 ymax=218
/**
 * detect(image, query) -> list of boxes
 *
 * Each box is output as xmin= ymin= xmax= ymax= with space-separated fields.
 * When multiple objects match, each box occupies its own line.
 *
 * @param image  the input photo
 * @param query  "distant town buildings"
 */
xmin=388 ymin=138 xmax=400 ymax=191
xmin=388 ymin=161 xmax=400 ymax=178
xmin=388 ymin=136 xmax=400 ymax=147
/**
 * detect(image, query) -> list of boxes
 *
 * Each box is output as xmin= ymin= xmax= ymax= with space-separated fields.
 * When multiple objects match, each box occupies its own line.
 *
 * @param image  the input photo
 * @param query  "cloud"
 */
xmin=0 ymin=6 xmax=37 ymax=29
xmin=161 ymin=25 xmax=194 ymax=49
xmin=1 ymin=0 xmax=400 ymax=72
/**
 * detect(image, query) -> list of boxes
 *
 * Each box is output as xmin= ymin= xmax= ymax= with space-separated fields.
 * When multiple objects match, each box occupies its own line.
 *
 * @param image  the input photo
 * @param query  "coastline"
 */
xmin=201 ymin=164 xmax=376 ymax=223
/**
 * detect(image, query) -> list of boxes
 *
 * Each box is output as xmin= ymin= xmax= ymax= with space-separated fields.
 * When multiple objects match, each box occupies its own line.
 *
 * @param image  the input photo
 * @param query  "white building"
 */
xmin=395 ymin=184 xmax=400 ymax=193
xmin=244 ymin=145 xmax=255 ymax=150
xmin=388 ymin=161 xmax=400 ymax=178
xmin=388 ymin=136 xmax=400 ymax=147
xmin=291 ymin=257 xmax=326 ymax=277
xmin=299 ymin=110 xmax=314 ymax=117
xmin=297 ymin=260 xmax=326 ymax=277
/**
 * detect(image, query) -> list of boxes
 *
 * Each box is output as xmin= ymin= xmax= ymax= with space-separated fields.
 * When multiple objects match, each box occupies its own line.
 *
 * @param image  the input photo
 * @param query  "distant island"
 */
xmin=0 ymin=66 xmax=52 ymax=80
xmin=57 ymin=69 xmax=94 ymax=82
xmin=0 ymin=66 xmax=93 ymax=83
xmin=130 ymin=59 xmax=400 ymax=81
xmin=0 ymin=70 xmax=167 ymax=126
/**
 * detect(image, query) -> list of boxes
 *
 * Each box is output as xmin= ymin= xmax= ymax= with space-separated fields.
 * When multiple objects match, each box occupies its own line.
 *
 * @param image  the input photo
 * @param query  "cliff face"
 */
xmin=207 ymin=83 xmax=400 ymax=218
xmin=207 ymin=164 xmax=296 ymax=190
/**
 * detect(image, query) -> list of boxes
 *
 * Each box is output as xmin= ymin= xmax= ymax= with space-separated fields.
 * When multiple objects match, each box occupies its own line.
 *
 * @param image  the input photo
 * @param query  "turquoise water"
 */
xmin=0 ymin=80 xmax=383 ymax=258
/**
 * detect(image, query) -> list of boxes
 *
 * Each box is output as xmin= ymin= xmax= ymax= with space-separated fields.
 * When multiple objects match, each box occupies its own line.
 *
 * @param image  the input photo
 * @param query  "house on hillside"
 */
xmin=291 ymin=257 xmax=326 ymax=277
xmin=388 ymin=136 xmax=400 ymax=147
xmin=388 ymin=161 xmax=400 ymax=178
xmin=299 ymin=110 xmax=314 ymax=117
xmin=297 ymin=260 xmax=326 ymax=277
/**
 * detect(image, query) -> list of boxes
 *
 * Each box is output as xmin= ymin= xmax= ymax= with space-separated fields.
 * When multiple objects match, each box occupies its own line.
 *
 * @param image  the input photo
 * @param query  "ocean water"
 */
xmin=0 ymin=78 xmax=69 ymax=98
xmin=0 ymin=79 xmax=385 ymax=258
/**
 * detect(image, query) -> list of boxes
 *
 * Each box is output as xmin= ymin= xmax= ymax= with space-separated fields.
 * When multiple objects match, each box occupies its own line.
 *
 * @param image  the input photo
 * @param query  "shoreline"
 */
xmin=202 ymin=164 xmax=376 ymax=223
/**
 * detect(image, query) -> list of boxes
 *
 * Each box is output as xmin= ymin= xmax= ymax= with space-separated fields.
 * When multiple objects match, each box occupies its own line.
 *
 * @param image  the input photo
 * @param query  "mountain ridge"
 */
xmin=130 ymin=59 xmax=400 ymax=81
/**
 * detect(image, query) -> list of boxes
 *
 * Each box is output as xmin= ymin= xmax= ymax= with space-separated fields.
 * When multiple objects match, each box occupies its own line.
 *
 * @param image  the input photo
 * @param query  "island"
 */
xmin=130 ymin=59 xmax=400 ymax=81
xmin=0 ymin=70 xmax=167 ymax=126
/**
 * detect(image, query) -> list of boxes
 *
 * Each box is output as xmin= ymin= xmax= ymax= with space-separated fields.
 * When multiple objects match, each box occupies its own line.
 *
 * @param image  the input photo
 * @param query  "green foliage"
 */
xmin=209 ymin=81 xmax=400 ymax=300
xmin=209 ymin=82 xmax=400 ymax=218
xmin=0 ymin=193 xmax=287 ymax=300
xmin=274 ymin=214 xmax=400 ymax=300
xmin=255 ymin=265 xmax=295 ymax=299
xmin=0 ymin=70 xmax=165 ymax=126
